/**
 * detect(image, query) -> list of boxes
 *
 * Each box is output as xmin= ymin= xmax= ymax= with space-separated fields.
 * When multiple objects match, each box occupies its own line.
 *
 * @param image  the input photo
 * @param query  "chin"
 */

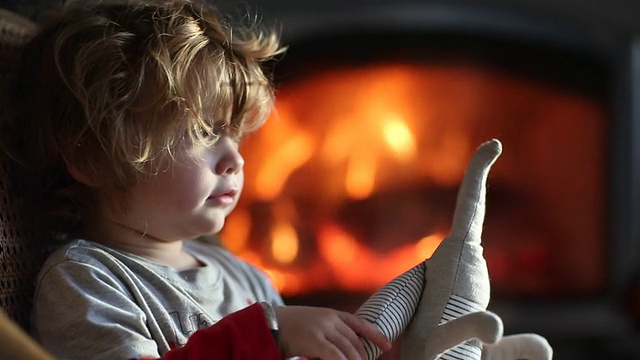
xmin=192 ymin=209 xmax=230 ymax=235
xmin=205 ymin=218 xmax=226 ymax=235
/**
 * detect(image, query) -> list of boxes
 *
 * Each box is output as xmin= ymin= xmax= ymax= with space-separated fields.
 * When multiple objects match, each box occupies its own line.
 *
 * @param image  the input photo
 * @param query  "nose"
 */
xmin=214 ymin=136 xmax=245 ymax=175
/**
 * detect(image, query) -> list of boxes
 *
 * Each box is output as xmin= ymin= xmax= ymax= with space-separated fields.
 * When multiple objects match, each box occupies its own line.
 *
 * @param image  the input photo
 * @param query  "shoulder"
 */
xmin=40 ymin=239 xmax=120 ymax=270
xmin=36 ymin=239 xmax=138 ymax=290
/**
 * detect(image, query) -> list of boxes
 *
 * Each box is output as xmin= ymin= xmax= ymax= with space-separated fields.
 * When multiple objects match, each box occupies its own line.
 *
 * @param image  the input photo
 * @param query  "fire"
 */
xmin=221 ymin=62 xmax=607 ymax=297
xmin=220 ymin=64 xmax=467 ymax=294
xmin=317 ymin=225 xmax=445 ymax=291
xmin=271 ymin=221 xmax=299 ymax=264
xmin=382 ymin=114 xmax=417 ymax=161
xmin=228 ymin=221 xmax=446 ymax=294
xmin=345 ymin=150 xmax=376 ymax=199
xmin=254 ymin=130 xmax=314 ymax=201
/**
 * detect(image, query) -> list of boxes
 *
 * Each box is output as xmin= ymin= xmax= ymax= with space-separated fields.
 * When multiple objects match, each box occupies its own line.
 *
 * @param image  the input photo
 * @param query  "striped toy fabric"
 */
xmin=436 ymin=294 xmax=484 ymax=360
xmin=356 ymin=263 xmax=425 ymax=358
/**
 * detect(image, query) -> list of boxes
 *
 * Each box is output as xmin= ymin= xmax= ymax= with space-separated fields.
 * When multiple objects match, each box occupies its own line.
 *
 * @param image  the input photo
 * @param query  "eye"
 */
xmin=195 ymin=126 xmax=221 ymax=141
xmin=213 ymin=123 xmax=228 ymax=135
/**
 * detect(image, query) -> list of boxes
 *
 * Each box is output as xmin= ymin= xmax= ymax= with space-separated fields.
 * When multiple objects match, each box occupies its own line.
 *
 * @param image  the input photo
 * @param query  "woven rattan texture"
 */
xmin=0 ymin=159 xmax=54 ymax=331
xmin=0 ymin=9 xmax=53 ymax=331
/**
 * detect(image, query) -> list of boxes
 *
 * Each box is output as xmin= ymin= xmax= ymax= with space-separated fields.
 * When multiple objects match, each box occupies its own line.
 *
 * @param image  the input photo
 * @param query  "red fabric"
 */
xmin=135 ymin=303 xmax=282 ymax=360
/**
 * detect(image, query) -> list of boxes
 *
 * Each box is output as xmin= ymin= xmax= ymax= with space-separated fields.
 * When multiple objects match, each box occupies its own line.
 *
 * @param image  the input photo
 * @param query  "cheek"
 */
xmin=165 ymin=175 xmax=210 ymax=210
xmin=238 ymin=170 xmax=245 ymax=192
xmin=135 ymin=172 xmax=203 ymax=212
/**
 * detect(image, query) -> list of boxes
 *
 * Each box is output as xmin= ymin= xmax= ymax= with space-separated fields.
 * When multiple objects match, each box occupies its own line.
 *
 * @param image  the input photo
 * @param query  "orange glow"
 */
xmin=345 ymin=150 xmax=376 ymax=199
xmin=417 ymin=234 xmax=445 ymax=259
xmin=222 ymin=62 xmax=606 ymax=297
xmin=254 ymin=133 xmax=314 ymax=201
xmin=231 ymin=225 xmax=445 ymax=294
xmin=221 ymin=209 xmax=251 ymax=254
xmin=271 ymin=221 xmax=299 ymax=264
xmin=382 ymin=114 xmax=416 ymax=161
xmin=317 ymin=224 xmax=445 ymax=291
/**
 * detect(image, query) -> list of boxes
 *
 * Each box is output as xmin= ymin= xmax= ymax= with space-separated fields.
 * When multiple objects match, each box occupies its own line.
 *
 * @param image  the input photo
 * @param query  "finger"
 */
xmin=334 ymin=320 xmax=368 ymax=359
xmin=339 ymin=312 xmax=391 ymax=351
xmin=314 ymin=338 xmax=349 ymax=360
xmin=325 ymin=327 xmax=362 ymax=360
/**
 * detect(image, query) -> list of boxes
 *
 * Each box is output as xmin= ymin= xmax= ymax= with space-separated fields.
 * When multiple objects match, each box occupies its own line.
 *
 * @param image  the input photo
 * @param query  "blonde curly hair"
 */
xmin=5 ymin=0 xmax=285 ymax=239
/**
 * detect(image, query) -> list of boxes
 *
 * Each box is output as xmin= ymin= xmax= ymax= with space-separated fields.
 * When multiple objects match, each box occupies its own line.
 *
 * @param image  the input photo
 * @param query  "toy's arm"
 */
xmin=482 ymin=334 xmax=553 ymax=360
xmin=423 ymin=311 xmax=502 ymax=359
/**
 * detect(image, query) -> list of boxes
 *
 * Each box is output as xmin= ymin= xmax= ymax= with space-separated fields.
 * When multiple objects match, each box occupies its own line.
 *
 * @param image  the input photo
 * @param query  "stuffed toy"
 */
xmin=356 ymin=139 xmax=553 ymax=360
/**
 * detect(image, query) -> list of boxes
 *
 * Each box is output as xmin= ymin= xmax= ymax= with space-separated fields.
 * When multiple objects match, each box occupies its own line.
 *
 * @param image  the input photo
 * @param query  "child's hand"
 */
xmin=274 ymin=305 xmax=392 ymax=360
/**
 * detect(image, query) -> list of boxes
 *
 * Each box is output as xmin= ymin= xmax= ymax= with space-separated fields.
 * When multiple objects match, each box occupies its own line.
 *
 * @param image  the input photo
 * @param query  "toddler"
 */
xmin=1 ymin=0 xmax=391 ymax=359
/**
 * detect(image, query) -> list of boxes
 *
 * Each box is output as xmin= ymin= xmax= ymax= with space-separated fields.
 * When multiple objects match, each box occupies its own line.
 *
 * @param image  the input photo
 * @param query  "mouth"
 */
xmin=207 ymin=188 xmax=238 ymax=205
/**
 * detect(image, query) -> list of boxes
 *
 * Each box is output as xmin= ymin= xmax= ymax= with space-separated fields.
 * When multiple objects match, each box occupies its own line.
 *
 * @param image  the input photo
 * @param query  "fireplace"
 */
xmin=225 ymin=32 xmax=609 ymax=297
xmin=214 ymin=0 xmax=640 ymax=358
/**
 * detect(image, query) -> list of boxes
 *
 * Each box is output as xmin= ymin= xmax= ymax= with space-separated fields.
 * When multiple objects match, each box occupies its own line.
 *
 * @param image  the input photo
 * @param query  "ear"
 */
xmin=64 ymin=161 xmax=98 ymax=187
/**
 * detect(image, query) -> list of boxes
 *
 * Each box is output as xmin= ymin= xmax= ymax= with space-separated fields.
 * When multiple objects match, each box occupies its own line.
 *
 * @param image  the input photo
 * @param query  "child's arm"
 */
xmin=71 ymin=300 xmax=388 ymax=360
xmin=138 ymin=304 xmax=392 ymax=360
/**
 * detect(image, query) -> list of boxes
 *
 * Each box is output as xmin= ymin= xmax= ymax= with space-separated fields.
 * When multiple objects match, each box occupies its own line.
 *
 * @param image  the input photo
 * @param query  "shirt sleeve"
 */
xmin=32 ymin=259 xmax=165 ymax=359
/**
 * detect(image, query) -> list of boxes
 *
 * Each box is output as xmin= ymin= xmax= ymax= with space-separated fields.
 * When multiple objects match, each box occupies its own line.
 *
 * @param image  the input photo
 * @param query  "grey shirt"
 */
xmin=31 ymin=238 xmax=283 ymax=360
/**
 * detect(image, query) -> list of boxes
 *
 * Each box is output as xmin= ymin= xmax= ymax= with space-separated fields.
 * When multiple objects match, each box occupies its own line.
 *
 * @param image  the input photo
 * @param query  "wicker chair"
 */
xmin=0 ymin=8 xmax=56 ymax=359
xmin=0 ymin=7 xmax=57 ymax=357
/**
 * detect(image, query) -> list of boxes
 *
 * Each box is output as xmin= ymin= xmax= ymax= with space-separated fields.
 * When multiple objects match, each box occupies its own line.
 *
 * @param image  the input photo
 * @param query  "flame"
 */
xmin=255 ymin=133 xmax=314 ymax=201
xmin=318 ymin=224 xmax=445 ymax=290
xmin=230 ymin=224 xmax=445 ymax=294
xmin=345 ymin=150 xmax=376 ymax=199
xmin=271 ymin=221 xmax=299 ymax=264
xmin=382 ymin=113 xmax=416 ymax=161
xmin=224 ymin=64 xmax=469 ymax=295
xmin=221 ymin=62 xmax=607 ymax=297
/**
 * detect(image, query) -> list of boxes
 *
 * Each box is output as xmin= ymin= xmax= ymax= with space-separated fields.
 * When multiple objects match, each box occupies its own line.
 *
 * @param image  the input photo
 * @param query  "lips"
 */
xmin=207 ymin=188 xmax=238 ymax=205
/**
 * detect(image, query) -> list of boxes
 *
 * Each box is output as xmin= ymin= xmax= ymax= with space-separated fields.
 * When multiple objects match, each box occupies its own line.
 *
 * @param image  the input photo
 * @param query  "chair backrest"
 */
xmin=0 ymin=8 xmax=54 ymax=331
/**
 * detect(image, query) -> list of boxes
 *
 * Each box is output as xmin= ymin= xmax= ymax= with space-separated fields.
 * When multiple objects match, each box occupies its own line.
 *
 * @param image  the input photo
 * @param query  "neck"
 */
xmin=84 ymin=217 xmax=203 ymax=271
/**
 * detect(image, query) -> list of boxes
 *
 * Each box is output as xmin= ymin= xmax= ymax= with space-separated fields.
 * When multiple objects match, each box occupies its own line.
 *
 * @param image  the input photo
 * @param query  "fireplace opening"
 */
xmin=220 ymin=31 xmax=610 ymax=303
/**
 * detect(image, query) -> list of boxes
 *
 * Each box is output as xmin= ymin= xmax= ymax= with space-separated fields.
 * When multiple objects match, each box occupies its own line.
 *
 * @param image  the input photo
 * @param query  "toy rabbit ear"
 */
xmin=449 ymin=139 xmax=502 ymax=241
xmin=403 ymin=139 xmax=502 ymax=360
xmin=355 ymin=139 xmax=503 ymax=360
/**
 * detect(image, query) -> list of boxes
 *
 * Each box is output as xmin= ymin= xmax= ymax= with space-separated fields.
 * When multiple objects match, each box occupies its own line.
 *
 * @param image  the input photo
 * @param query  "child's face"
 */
xmin=104 ymin=134 xmax=244 ymax=242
